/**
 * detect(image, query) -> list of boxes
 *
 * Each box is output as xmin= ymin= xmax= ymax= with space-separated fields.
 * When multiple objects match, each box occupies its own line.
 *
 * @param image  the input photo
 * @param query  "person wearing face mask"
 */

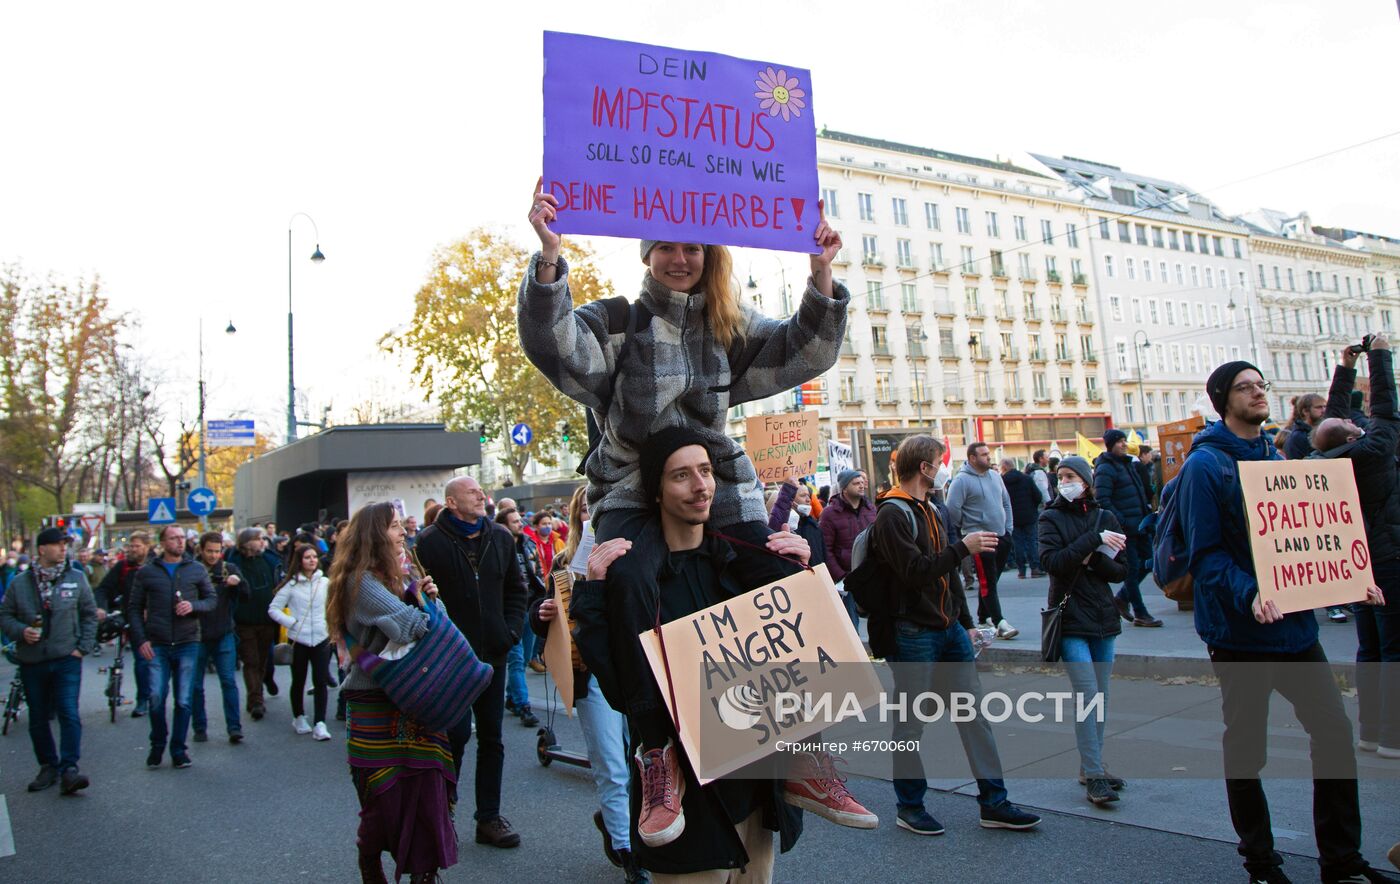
xmin=787 ymin=482 xmax=826 ymax=570
xmin=1037 ymin=456 xmax=1129 ymax=806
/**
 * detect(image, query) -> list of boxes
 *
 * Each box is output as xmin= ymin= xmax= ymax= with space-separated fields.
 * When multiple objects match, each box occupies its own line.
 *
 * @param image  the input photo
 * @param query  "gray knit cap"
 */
xmin=1058 ymin=455 xmax=1094 ymax=487
xmin=640 ymin=240 xmax=659 ymax=261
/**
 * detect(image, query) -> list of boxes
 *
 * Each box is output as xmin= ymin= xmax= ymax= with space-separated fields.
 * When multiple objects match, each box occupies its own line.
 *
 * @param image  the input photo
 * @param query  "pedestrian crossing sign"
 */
xmin=148 ymin=497 xmax=177 ymax=524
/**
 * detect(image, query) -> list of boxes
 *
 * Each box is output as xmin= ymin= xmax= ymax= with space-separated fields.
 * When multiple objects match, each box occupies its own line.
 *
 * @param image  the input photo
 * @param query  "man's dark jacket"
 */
xmin=570 ymin=522 xmax=802 ymax=876
xmin=415 ymin=509 xmax=527 ymax=666
xmin=226 ymin=548 xmax=284 ymax=627
xmin=198 ymin=559 xmax=247 ymax=642
xmin=1001 ymin=468 xmax=1041 ymax=529
xmin=872 ymin=490 xmax=973 ymax=632
xmin=1093 ymin=451 xmax=1150 ymax=536
xmin=128 ymin=555 xmax=217 ymax=646
xmin=1310 ymin=348 xmax=1400 ymax=565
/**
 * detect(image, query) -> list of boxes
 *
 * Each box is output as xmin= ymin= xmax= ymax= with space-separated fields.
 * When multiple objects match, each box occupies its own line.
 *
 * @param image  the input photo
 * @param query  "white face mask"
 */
xmin=795 ymin=504 xmax=811 ymax=517
xmin=1059 ymin=481 xmax=1086 ymax=502
xmin=787 ymin=511 xmax=800 ymax=531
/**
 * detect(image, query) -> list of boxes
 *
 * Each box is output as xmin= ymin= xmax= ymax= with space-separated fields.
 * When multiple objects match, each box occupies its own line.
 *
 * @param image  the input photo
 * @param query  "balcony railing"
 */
xmin=839 ymin=342 xmax=857 ymax=356
xmin=1020 ymin=270 xmax=1038 ymax=284
xmin=940 ymin=345 xmax=958 ymax=359
xmin=1083 ymin=350 xmax=1098 ymax=364
xmin=961 ymin=265 xmax=981 ymax=278
xmin=1050 ymin=307 xmax=1068 ymax=322
xmin=933 ymin=301 xmax=956 ymax=316
xmin=1077 ymin=306 xmax=1094 ymax=323
xmin=871 ymin=344 xmax=891 ymax=357
xmin=943 ymin=391 xmax=964 ymax=404
xmin=1047 ymin=270 xmax=1063 ymax=284
xmin=1061 ymin=391 xmax=1079 ymax=403
xmin=908 ymin=343 xmax=926 ymax=358
xmin=971 ymin=348 xmax=991 ymax=362
xmin=965 ymin=305 xmax=985 ymax=318
xmin=995 ymin=306 xmax=1015 ymax=320
xmin=867 ymin=300 xmax=888 ymax=313
xmin=1023 ymin=308 xmax=1042 ymax=322
xmin=1072 ymin=273 xmax=1088 ymax=286
xmin=1029 ymin=349 xmax=1048 ymax=362
xmin=897 ymin=257 xmax=917 ymax=270
xmin=1086 ymin=390 xmax=1104 ymax=403
xmin=1056 ymin=349 xmax=1073 ymax=362
xmin=863 ymin=253 xmax=885 ymax=267
xmin=991 ymin=265 xmax=1009 ymax=279
xmin=1002 ymin=347 xmax=1021 ymax=362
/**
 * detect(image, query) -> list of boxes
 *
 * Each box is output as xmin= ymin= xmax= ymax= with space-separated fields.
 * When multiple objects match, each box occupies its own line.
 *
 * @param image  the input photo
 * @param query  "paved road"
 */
xmin=2 ymin=625 xmax=1395 ymax=883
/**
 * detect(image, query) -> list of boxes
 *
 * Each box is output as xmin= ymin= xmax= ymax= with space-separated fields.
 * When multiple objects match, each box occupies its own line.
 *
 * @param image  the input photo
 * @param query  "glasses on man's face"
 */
xmin=1231 ymin=380 xmax=1272 ymax=394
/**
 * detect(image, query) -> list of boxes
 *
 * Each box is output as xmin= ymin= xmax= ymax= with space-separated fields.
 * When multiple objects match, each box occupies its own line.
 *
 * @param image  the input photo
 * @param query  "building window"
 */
xmin=1013 ymin=215 xmax=1027 ymax=240
xmin=1211 ymin=304 xmax=1222 ymax=325
xmin=1041 ymin=219 xmax=1055 ymax=243
xmin=1212 ymin=236 xmax=1224 ymax=257
xmin=929 ymin=242 xmax=944 ymax=270
xmin=1168 ymin=229 xmax=1180 ymax=250
xmin=862 ymin=234 xmax=880 ymax=262
xmin=901 ymin=282 xmax=918 ymax=313
xmin=875 ymin=370 xmax=892 ymax=400
xmin=1104 ymin=255 xmax=1115 ymax=278
xmin=1117 ymin=221 xmax=1131 ymax=243
xmin=1148 ymin=299 xmax=1159 ymax=324
xmin=1258 ymin=264 xmax=1267 ymax=287
xmin=1188 ymin=346 xmax=1198 ymax=373
xmin=1159 ymin=260 xmax=1168 ymax=281
xmin=925 ymin=202 xmax=941 ymax=230
xmin=1164 ymin=301 xmax=1174 ymax=325
xmin=1098 ymin=217 xmax=1111 ymax=239
xmin=1171 ymin=344 xmax=1183 ymax=372
xmin=985 ymin=211 xmax=1000 ymax=237
xmin=1144 ymin=260 xmax=1153 ymax=282
xmin=1232 ymin=238 xmax=1243 ymax=259
xmin=840 ymin=372 xmax=857 ymax=401
xmin=1110 ymin=296 xmax=1123 ymax=321
xmin=896 ymin=238 xmax=913 ymax=267
xmin=1273 ymin=266 xmax=1282 ymax=289
xmin=1287 ymin=268 xmax=1296 ymax=291
xmin=1135 ymin=223 xmax=1148 ymax=246
xmin=1181 ymin=300 xmax=1191 ymax=326
xmin=1066 ymin=223 xmax=1080 ymax=248
xmin=956 ymin=207 xmax=971 ymax=234
xmin=890 ymin=197 xmax=909 ymax=227
xmin=1204 ymin=267 xmax=1213 ymax=288
xmin=1164 ymin=394 xmax=1174 ymax=421
xmin=1127 ymin=257 xmax=1136 ymax=280
xmin=1124 ymin=392 xmax=1136 ymax=424
xmin=1071 ymin=258 xmax=1084 ymax=281
xmin=1175 ymin=264 xmax=1185 ymax=285
xmin=1152 ymin=226 xmax=1164 ymax=248
xmin=1184 ymin=232 xmax=1195 ymax=253
xmin=858 ymin=192 xmax=874 ymax=221
xmin=1034 ymin=372 xmax=1049 ymax=400
xmin=1145 ymin=393 xmax=1156 ymax=423
xmin=1116 ymin=340 xmax=1128 ymax=373
xmin=960 ymin=245 xmax=975 ymax=271
xmin=1190 ymin=266 xmax=1200 ymax=287
xmin=866 ymin=280 xmax=884 ymax=310
xmin=1196 ymin=304 xmax=1206 ymax=326
xmin=821 ymin=188 xmax=840 ymax=218
xmin=1131 ymin=298 xmax=1143 ymax=323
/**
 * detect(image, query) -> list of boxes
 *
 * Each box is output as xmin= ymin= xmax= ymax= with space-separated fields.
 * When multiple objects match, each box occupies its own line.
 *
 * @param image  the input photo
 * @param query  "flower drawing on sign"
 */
xmin=754 ymin=67 xmax=806 ymax=122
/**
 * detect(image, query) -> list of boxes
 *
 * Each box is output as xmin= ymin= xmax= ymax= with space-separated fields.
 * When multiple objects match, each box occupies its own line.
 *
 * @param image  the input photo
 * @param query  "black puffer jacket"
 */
xmin=1093 ymin=452 xmax=1150 ymax=536
xmin=1312 ymin=349 xmax=1400 ymax=565
xmin=414 ymin=510 xmax=527 ymax=666
xmin=127 ymin=556 xmax=217 ymax=646
xmin=1038 ymin=497 xmax=1128 ymax=639
xmin=1002 ymin=469 xmax=1042 ymax=528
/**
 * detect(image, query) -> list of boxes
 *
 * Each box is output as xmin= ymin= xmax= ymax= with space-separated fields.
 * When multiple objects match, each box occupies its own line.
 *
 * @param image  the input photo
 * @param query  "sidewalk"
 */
xmin=974 ymin=572 xmax=1364 ymax=680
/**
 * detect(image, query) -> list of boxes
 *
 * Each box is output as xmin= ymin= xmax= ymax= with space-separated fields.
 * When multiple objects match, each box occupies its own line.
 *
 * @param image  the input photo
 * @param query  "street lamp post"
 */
xmin=1228 ymin=285 xmax=1259 ymax=363
xmin=911 ymin=324 xmax=928 ymax=427
xmin=287 ymin=213 xmax=326 ymax=443
xmin=1134 ymin=330 xmax=1151 ymax=432
xmin=197 ymin=317 xmax=238 ymax=529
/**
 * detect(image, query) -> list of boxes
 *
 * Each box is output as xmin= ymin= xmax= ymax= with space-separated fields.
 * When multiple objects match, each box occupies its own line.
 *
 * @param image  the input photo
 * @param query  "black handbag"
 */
xmin=1040 ymin=512 xmax=1102 ymax=663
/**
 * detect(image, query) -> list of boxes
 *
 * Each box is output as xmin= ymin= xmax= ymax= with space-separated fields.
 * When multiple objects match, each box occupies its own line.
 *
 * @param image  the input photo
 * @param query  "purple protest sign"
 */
xmin=542 ymin=31 xmax=819 ymax=254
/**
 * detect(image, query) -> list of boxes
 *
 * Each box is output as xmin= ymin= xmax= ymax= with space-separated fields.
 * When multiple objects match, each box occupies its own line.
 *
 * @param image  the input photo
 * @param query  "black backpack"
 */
xmin=842 ymin=498 xmax=917 ymax=659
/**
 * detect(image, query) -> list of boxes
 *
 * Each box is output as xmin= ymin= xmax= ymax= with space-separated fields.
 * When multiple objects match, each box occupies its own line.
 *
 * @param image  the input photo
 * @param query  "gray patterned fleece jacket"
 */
xmin=517 ymin=252 xmax=849 ymax=528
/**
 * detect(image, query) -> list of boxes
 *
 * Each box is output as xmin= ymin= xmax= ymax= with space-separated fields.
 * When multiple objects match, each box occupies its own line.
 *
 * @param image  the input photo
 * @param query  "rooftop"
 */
xmin=1030 ymin=152 xmax=1229 ymax=223
xmin=820 ymin=128 xmax=1051 ymax=180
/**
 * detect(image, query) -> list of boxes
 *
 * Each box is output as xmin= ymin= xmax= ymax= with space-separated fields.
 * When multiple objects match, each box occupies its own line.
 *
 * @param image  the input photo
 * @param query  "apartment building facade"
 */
xmin=728 ymin=129 xmax=1111 ymax=463
xmin=1030 ymin=154 xmax=1255 ymax=437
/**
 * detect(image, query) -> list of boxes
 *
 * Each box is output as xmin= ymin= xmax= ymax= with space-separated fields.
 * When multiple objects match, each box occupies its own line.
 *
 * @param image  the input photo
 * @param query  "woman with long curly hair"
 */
xmin=327 ymin=502 xmax=455 ymax=884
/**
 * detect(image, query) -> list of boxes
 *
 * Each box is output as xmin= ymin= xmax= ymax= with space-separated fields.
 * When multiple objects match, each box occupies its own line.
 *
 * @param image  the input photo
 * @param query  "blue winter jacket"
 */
xmin=1176 ymin=420 xmax=1317 ymax=654
xmin=1093 ymin=451 xmax=1150 ymax=536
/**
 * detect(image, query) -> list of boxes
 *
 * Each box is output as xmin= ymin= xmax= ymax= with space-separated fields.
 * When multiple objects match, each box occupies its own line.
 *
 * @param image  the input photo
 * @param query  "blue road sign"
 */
xmin=207 ymin=419 xmax=256 ymax=447
xmin=187 ymin=487 xmax=217 ymax=517
xmin=511 ymin=423 xmax=533 ymax=446
xmin=148 ymin=497 xmax=177 ymax=524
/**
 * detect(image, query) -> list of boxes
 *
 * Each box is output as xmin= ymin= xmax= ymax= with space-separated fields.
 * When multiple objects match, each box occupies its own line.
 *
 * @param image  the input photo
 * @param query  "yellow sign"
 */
xmin=744 ymin=410 xmax=819 ymax=483
xmin=1239 ymin=460 xmax=1373 ymax=614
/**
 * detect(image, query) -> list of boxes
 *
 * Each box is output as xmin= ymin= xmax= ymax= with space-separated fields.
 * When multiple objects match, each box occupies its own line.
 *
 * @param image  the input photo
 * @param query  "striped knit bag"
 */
xmin=349 ymin=596 xmax=493 ymax=732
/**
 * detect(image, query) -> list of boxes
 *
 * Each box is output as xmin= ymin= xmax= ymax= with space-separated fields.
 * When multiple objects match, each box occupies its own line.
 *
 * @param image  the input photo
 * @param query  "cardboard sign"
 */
xmin=745 ymin=411 xmax=818 ymax=482
xmin=638 ymin=563 xmax=881 ymax=783
xmin=543 ymin=570 xmax=577 ymax=715
xmin=1239 ymin=460 xmax=1373 ymax=614
xmin=1157 ymin=416 xmax=1205 ymax=486
xmin=542 ymin=31 xmax=820 ymax=253
xmin=826 ymin=439 xmax=853 ymax=479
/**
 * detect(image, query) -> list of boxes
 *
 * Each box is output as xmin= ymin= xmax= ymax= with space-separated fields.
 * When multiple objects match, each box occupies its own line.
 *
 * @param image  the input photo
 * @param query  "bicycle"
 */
xmin=2 ymin=641 xmax=23 ymax=736
xmin=96 ymin=613 xmax=128 ymax=724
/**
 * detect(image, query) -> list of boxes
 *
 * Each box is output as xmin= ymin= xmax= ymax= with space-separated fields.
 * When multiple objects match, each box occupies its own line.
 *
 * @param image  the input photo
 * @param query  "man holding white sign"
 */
xmin=571 ymin=427 xmax=875 ymax=880
xmin=1173 ymin=361 xmax=1391 ymax=884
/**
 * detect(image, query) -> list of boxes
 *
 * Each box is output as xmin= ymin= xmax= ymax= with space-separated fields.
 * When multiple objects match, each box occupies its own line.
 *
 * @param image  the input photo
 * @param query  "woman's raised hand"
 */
xmin=808 ymin=199 xmax=841 ymax=298
xmin=529 ymin=177 xmax=562 ymax=257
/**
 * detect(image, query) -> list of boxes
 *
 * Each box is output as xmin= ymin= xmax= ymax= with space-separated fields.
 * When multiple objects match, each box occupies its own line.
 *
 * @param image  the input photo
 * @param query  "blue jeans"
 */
xmin=132 ymin=650 xmax=151 ymax=706
xmin=19 ymin=654 xmax=83 ymax=771
xmin=1061 ymin=635 xmax=1116 ymax=776
xmin=1355 ymin=559 xmax=1400 ymax=748
xmin=1012 ymin=524 xmax=1038 ymax=576
xmin=505 ymin=628 xmax=537 ymax=708
xmin=575 ymin=683 xmax=631 ymax=852
xmin=192 ymin=632 xmax=242 ymax=735
xmin=889 ymin=622 xmax=1008 ymax=810
xmin=1115 ymin=534 xmax=1153 ymax=619
xmin=839 ymin=588 xmax=861 ymax=634
xmin=147 ymin=642 xmax=199 ymax=755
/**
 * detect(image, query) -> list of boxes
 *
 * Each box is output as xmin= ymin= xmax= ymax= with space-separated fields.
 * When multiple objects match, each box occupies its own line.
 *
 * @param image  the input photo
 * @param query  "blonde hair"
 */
xmin=563 ymin=485 xmax=588 ymax=565
xmin=698 ymin=245 xmax=743 ymax=351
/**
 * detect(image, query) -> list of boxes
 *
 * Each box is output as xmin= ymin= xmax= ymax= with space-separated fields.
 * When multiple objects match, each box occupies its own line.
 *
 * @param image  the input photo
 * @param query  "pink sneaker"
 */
xmin=784 ymin=751 xmax=879 ymax=829
xmin=635 ymin=740 xmax=686 ymax=847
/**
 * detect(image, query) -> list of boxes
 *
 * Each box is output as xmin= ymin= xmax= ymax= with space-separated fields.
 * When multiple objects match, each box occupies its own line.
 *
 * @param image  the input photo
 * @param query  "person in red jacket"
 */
xmin=818 ymin=469 xmax=875 ymax=631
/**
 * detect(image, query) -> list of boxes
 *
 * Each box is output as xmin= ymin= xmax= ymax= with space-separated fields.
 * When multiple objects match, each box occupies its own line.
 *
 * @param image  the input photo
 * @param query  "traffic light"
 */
xmin=557 ymin=420 xmax=571 ymax=443
xmin=469 ymin=421 xmax=486 ymax=443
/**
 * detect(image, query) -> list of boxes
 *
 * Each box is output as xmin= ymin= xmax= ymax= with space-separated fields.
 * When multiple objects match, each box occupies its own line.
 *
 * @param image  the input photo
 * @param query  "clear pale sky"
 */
xmin=3 ymin=1 xmax=1397 ymax=440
